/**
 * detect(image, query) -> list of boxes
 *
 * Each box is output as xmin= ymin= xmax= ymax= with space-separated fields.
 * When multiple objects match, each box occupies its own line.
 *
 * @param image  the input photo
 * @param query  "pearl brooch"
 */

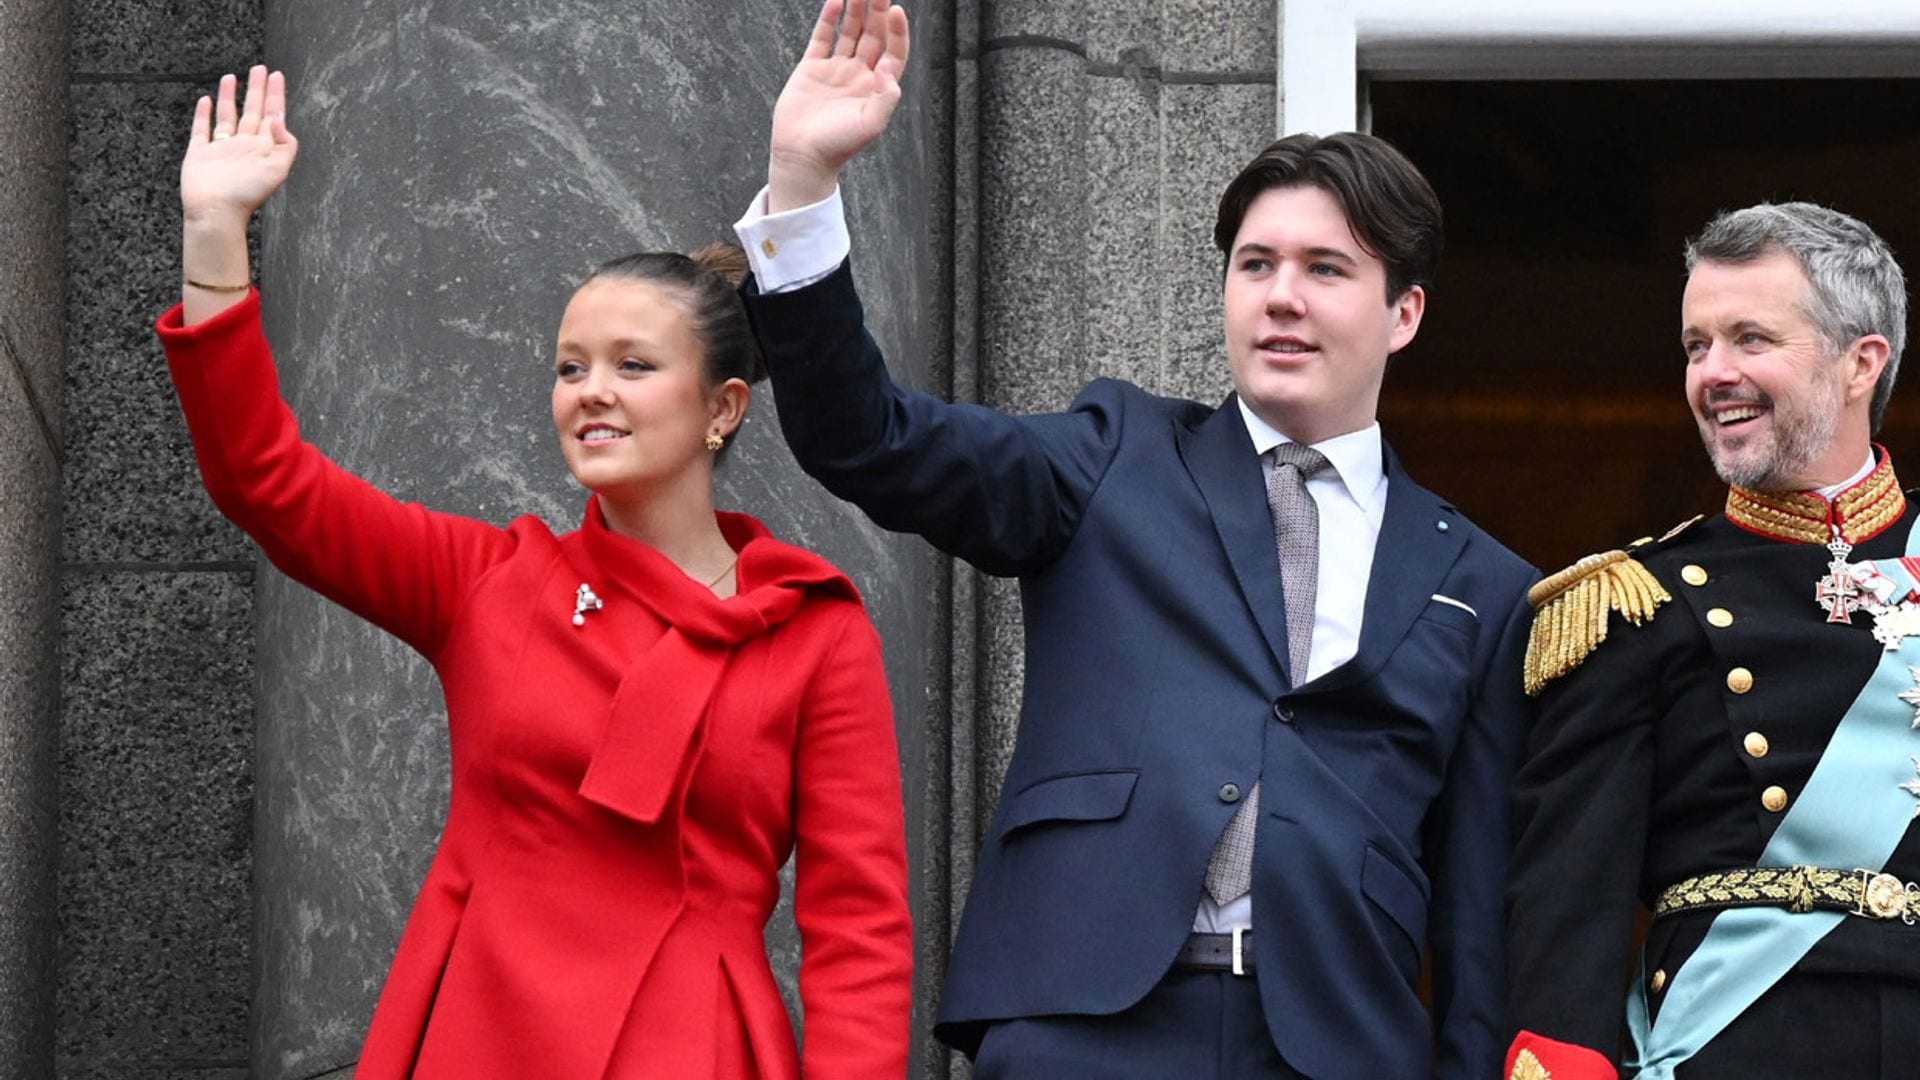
xmin=573 ymin=583 xmax=603 ymax=627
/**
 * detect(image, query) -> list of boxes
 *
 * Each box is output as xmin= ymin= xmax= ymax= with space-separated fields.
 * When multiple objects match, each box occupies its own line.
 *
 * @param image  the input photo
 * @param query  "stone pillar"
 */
xmin=58 ymin=3 xmax=261 ymax=1077
xmin=914 ymin=7 xmax=966 ymax=1076
xmin=253 ymin=2 xmax=935 ymax=1074
xmin=0 ymin=0 xmax=66 ymax=1072
xmin=960 ymin=0 xmax=1280 ymax=817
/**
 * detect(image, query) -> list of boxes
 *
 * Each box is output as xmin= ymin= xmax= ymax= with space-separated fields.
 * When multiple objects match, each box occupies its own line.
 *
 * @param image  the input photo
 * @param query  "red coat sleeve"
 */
xmin=156 ymin=292 xmax=514 ymax=657
xmin=790 ymin=609 xmax=912 ymax=1078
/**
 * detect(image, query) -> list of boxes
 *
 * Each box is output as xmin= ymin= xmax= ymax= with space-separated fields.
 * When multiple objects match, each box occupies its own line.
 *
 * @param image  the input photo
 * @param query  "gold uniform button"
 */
xmin=1743 ymin=731 xmax=1770 ymax=758
xmin=1650 ymin=968 xmax=1668 ymax=993
xmin=1727 ymin=667 xmax=1754 ymax=694
xmin=1682 ymin=564 xmax=1709 ymax=586
xmin=1707 ymin=607 xmax=1734 ymax=628
xmin=1762 ymin=785 xmax=1790 ymax=812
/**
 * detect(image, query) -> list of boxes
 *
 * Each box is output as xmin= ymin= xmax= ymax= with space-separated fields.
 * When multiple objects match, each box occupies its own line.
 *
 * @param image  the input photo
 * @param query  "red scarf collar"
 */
xmin=578 ymin=497 xmax=856 ymax=642
xmin=574 ymin=497 xmax=860 ymax=823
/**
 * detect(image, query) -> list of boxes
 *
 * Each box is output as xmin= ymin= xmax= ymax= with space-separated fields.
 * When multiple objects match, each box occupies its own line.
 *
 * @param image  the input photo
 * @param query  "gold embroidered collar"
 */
xmin=1725 ymin=447 xmax=1905 ymax=545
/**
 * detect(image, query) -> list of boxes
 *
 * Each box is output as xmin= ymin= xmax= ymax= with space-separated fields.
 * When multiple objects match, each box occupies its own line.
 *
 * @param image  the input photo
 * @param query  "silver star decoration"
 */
xmin=1902 ymin=756 xmax=1920 ymax=819
xmin=1878 ymin=607 xmax=1920 ymax=652
xmin=1901 ymin=667 xmax=1920 ymax=729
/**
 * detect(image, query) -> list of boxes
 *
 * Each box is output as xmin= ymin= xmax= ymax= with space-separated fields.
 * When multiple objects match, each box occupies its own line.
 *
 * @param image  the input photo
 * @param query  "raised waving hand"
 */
xmin=179 ymin=65 xmax=298 ymax=323
xmin=767 ymin=0 xmax=910 ymax=213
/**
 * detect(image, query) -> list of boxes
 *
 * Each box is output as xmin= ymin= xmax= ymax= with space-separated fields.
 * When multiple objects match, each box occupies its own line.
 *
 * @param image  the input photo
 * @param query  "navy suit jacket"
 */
xmin=743 ymin=263 xmax=1536 ymax=1079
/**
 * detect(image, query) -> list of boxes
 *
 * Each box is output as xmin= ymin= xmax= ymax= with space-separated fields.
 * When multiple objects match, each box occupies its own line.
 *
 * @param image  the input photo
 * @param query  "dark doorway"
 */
xmin=1369 ymin=79 xmax=1920 ymax=572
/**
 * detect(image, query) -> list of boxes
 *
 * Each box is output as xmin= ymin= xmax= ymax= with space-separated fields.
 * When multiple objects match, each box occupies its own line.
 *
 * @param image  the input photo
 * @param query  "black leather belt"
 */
xmin=1173 ymin=930 xmax=1254 ymax=975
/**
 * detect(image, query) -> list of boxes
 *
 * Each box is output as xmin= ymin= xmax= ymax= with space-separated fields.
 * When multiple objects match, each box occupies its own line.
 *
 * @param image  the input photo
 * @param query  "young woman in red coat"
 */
xmin=159 ymin=64 xmax=910 ymax=1079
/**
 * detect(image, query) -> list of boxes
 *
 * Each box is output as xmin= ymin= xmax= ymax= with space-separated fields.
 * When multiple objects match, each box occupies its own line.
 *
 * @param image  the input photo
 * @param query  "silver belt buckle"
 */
xmin=1853 ymin=868 xmax=1919 ymax=924
xmin=1231 ymin=926 xmax=1247 ymax=977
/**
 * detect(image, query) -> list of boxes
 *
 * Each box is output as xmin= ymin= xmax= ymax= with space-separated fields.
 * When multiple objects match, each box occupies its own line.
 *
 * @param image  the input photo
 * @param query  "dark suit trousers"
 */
xmin=972 ymin=969 xmax=1308 ymax=1079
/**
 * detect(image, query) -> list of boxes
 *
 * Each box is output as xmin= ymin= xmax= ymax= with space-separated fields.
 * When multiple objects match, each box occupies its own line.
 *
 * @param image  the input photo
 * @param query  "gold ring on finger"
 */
xmin=212 ymin=130 xmax=232 ymax=141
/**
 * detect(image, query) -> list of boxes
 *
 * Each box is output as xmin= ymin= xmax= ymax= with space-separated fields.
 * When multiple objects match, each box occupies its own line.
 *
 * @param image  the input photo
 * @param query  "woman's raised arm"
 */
xmin=180 ymin=65 xmax=298 ymax=324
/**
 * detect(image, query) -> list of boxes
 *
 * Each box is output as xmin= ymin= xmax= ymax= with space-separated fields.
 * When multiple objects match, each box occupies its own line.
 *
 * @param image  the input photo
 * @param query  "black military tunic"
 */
xmin=1506 ymin=454 xmax=1920 ymax=1078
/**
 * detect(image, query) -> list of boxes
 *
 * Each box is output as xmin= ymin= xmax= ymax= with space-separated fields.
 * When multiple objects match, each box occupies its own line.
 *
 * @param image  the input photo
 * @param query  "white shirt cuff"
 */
xmin=733 ymin=184 xmax=851 ymax=294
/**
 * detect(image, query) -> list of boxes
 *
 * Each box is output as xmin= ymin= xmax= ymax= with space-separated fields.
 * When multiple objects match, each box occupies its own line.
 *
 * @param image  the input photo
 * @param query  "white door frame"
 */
xmin=1281 ymin=0 xmax=1920 ymax=135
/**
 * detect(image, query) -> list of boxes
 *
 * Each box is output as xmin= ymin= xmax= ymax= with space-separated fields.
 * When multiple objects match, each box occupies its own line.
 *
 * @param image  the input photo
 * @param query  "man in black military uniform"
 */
xmin=1505 ymin=202 xmax=1917 ymax=1079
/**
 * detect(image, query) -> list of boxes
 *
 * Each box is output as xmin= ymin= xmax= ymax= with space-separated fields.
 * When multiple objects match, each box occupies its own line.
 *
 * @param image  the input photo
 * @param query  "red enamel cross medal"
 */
xmin=1817 ymin=538 xmax=1862 ymax=624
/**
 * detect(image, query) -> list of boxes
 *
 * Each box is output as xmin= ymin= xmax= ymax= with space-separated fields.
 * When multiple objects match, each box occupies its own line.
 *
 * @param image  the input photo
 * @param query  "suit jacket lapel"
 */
xmin=1177 ymin=396 xmax=1298 ymax=685
xmin=1310 ymin=444 xmax=1468 ymax=694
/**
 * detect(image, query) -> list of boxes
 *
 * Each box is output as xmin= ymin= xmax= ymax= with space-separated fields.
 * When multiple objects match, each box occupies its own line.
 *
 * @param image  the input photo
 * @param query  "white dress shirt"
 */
xmin=734 ymin=185 xmax=850 ymax=292
xmin=1815 ymin=451 xmax=1878 ymax=499
xmin=734 ymin=186 xmax=1393 ymax=936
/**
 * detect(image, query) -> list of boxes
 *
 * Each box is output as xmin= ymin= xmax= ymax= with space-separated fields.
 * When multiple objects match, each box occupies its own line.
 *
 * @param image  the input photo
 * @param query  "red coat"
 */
xmin=157 ymin=293 xmax=911 ymax=1078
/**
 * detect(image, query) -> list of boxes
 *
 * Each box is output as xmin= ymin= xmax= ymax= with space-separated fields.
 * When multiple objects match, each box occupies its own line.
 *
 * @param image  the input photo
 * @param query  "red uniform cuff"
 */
xmin=1506 ymin=1031 xmax=1616 ymax=1079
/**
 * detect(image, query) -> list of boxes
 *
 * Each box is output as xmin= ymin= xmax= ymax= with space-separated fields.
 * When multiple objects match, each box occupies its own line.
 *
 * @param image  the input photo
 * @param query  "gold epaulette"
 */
xmin=1522 ymin=547 xmax=1673 ymax=696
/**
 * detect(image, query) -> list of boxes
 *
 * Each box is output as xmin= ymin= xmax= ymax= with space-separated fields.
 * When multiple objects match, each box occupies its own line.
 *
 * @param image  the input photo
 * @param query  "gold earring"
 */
xmin=704 ymin=433 xmax=725 ymax=452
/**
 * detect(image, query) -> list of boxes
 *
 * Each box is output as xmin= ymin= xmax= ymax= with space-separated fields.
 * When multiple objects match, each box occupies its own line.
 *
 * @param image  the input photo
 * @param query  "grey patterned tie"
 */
xmin=1204 ymin=442 xmax=1331 ymax=906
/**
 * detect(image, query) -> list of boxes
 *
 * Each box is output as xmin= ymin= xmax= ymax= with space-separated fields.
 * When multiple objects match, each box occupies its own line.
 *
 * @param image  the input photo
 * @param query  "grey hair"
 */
xmin=1685 ymin=202 xmax=1908 ymax=432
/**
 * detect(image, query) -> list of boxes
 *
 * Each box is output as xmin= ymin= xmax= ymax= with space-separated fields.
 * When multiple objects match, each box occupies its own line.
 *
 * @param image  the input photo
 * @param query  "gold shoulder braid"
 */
xmin=1523 ymin=548 xmax=1673 ymax=696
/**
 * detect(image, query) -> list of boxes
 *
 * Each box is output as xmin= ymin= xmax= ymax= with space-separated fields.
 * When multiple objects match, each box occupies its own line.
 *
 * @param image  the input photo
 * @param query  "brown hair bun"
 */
xmin=688 ymin=242 xmax=751 ymax=288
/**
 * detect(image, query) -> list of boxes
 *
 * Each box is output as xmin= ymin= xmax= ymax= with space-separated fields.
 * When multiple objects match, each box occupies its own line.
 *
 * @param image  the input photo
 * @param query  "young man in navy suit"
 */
xmin=735 ymin=2 xmax=1537 ymax=1076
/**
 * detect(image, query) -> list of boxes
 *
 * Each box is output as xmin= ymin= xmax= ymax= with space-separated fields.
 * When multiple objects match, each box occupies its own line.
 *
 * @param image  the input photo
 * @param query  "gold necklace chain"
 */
xmin=703 ymin=557 xmax=739 ymax=590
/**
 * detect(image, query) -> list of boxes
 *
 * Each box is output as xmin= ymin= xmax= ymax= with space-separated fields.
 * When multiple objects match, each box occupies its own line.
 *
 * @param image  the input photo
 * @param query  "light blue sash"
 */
xmin=1626 ymin=516 xmax=1920 ymax=1077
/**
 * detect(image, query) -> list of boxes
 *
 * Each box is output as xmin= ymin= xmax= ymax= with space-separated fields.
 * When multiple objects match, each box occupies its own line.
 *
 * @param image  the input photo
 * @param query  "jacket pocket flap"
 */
xmin=1361 ymin=845 xmax=1429 ymax=943
xmin=998 ymin=770 xmax=1140 ymax=835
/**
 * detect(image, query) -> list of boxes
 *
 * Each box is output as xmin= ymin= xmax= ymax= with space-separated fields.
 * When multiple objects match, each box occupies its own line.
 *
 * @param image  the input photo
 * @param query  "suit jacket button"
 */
xmin=1273 ymin=702 xmax=1294 ymax=723
xmin=1761 ymin=785 xmax=1789 ymax=812
xmin=1218 ymin=783 xmax=1242 ymax=803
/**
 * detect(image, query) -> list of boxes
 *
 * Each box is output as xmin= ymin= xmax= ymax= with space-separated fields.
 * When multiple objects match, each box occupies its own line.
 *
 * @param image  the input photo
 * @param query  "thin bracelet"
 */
xmin=184 ymin=278 xmax=250 ymax=293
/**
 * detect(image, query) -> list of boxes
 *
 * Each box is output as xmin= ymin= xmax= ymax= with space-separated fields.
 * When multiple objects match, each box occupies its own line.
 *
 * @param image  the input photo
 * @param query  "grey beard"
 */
xmin=1700 ymin=395 xmax=1841 ymax=491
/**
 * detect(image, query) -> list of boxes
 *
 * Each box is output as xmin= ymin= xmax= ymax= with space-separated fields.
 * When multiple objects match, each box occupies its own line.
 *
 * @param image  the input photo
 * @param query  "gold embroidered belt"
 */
xmin=1654 ymin=865 xmax=1920 ymax=924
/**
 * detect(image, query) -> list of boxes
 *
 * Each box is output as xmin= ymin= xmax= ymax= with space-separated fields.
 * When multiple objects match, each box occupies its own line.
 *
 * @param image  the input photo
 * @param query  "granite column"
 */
xmin=0 ymin=0 xmax=68 ymax=1071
